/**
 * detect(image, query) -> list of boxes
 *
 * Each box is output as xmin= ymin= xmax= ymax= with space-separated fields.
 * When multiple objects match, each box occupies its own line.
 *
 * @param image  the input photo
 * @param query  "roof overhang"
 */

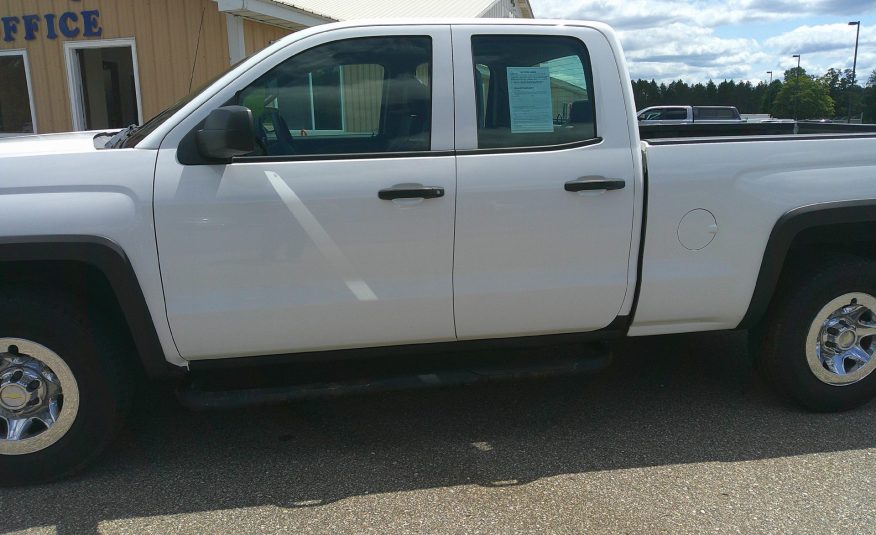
xmin=215 ymin=0 xmax=335 ymax=29
xmin=516 ymin=0 xmax=534 ymax=18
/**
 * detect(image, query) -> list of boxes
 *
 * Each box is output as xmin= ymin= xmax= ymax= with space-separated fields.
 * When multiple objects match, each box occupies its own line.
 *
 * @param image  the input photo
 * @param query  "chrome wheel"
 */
xmin=0 ymin=338 xmax=79 ymax=455
xmin=806 ymin=293 xmax=876 ymax=386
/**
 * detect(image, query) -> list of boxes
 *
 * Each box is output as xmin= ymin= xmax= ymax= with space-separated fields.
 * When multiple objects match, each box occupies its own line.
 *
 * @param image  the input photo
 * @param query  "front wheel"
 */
xmin=0 ymin=338 xmax=80 ymax=456
xmin=758 ymin=256 xmax=876 ymax=412
xmin=0 ymin=291 xmax=133 ymax=486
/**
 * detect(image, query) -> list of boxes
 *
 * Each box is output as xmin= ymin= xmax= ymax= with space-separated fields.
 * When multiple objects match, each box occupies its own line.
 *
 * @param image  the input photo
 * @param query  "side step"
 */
xmin=178 ymin=343 xmax=612 ymax=410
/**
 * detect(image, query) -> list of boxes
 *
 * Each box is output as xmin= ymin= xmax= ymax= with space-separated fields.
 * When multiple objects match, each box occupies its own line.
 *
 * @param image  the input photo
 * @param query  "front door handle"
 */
xmin=378 ymin=184 xmax=445 ymax=200
xmin=564 ymin=177 xmax=626 ymax=192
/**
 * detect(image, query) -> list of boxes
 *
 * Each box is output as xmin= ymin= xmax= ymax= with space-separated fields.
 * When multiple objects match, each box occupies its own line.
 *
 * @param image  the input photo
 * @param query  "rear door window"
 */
xmin=471 ymin=35 xmax=596 ymax=149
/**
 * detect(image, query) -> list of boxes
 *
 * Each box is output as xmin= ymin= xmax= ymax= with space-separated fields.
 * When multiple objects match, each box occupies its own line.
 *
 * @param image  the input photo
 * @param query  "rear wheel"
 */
xmin=758 ymin=256 xmax=876 ymax=411
xmin=0 ymin=291 xmax=133 ymax=486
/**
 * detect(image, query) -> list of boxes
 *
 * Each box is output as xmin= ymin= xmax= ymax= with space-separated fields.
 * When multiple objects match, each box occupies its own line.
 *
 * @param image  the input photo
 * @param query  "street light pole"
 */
xmin=792 ymin=54 xmax=800 ymax=121
xmin=767 ymin=71 xmax=773 ymax=84
xmin=848 ymin=21 xmax=861 ymax=123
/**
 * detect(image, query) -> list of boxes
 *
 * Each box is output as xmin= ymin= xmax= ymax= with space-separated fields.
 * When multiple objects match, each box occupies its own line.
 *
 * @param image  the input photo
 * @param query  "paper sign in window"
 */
xmin=507 ymin=67 xmax=554 ymax=133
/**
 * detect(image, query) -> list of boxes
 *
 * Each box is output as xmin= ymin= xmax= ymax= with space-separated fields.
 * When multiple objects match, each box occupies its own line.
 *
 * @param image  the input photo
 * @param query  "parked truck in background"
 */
xmin=2 ymin=19 xmax=876 ymax=486
xmin=636 ymin=105 xmax=743 ymax=124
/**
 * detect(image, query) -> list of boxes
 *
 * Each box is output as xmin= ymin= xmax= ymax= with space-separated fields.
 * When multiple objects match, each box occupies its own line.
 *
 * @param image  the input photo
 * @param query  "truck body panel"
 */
xmin=0 ymin=133 xmax=184 ymax=365
xmin=630 ymin=135 xmax=876 ymax=335
xmin=0 ymin=18 xmax=874 ymax=366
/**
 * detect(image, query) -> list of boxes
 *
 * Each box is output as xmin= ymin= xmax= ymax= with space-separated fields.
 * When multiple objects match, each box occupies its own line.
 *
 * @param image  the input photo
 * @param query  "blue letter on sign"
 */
xmin=81 ymin=10 xmax=102 ymax=37
xmin=1 ymin=16 xmax=19 ymax=42
xmin=44 ymin=13 xmax=57 ymax=39
xmin=59 ymin=12 xmax=79 ymax=38
xmin=22 ymin=14 xmax=40 ymax=40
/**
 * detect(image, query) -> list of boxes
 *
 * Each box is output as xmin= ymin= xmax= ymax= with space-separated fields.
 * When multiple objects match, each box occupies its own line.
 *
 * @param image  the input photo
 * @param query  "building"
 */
xmin=0 ymin=0 xmax=533 ymax=135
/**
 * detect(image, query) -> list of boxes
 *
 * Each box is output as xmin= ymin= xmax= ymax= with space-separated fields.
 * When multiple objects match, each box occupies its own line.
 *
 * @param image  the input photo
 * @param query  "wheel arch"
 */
xmin=0 ymin=235 xmax=182 ymax=378
xmin=738 ymin=200 xmax=876 ymax=330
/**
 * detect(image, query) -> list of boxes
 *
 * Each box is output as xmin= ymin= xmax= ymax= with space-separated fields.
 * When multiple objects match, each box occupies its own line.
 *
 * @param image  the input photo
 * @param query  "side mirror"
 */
xmin=196 ymin=105 xmax=255 ymax=161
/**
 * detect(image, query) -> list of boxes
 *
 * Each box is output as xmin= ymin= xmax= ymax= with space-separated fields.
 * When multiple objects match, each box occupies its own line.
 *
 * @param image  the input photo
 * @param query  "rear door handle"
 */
xmin=564 ymin=177 xmax=626 ymax=192
xmin=378 ymin=184 xmax=445 ymax=200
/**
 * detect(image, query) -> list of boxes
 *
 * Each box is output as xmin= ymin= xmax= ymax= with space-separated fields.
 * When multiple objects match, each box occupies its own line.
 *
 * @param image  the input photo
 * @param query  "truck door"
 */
xmin=450 ymin=25 xmax=639 ymax=339
xmin=153 ymin=26 xmax=457 ymax=359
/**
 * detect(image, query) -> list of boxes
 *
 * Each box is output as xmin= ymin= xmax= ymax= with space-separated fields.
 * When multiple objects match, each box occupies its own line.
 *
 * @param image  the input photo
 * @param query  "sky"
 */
xmin=530 ymin=0 xmax=876 ymax=85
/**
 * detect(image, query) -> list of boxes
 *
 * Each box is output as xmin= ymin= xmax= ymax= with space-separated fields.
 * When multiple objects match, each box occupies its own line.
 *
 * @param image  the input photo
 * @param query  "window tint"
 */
xmin=695 ymin=107 xmax=737 ymax=119
xmin=662 ymin=109 xmax=688 ymax=120
xmin=237 ymin=36 xmax=432 ymax=157
xmin=471 ymin=35 xmax=596 ymax=150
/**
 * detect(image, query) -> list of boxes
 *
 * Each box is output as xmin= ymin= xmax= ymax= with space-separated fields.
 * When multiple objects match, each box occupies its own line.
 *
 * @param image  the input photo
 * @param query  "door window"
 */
xmin=471 ymin=35 xmax=596 ymax=149
xmin=237 ymin=36 xmax=432 ymax=157
xmin=0 ymin=51 xmax=35 ymax=135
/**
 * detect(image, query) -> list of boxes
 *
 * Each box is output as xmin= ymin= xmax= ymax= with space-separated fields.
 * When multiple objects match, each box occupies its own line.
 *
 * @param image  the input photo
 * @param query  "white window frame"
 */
xmin=301 ymin=66 xmax=347 ymax=134
xmin=0 ymin=49 xmax=38 ymax=135
xmin=64 ymin=38 xmax=144 ymax=131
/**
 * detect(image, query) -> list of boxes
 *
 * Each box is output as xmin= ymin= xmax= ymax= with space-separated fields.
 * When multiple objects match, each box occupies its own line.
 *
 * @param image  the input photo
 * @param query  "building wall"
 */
xmin=243 ymin=19 xmax=291 ymax=56
xmin=0 ymin=0 xmax=295 ymax=133
xmin=551 ymin=80 xmax=589 ymax=122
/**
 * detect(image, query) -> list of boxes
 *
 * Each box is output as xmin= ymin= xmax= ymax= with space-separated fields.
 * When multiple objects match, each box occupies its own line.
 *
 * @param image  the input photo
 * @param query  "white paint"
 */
xmin=677 ymin=209 xmax=717 ymax=250
xmin=265 ymin=170 xmax=377 ymax=302
xmin=215 ymin=0 xmax=333 ymax=27
xmin=225 ymin=14 xmax=247 ymax=64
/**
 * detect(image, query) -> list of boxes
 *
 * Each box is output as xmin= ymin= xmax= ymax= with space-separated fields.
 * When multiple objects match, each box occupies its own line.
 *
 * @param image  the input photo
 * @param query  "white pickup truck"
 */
xmin=2 ymin=19 xmax=876 ymax=486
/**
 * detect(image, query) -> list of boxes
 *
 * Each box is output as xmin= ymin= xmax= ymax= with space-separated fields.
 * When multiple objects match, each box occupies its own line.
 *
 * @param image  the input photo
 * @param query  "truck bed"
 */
xmin=639 ymin=121 xmax=876 ymax=141
xmin=631 ymin=132 xmax=876 ymax=336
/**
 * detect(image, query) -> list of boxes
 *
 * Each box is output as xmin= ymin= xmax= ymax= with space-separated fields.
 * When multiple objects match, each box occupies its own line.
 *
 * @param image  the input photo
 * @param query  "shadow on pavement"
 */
xmin=3 ymin=331 xmax=875 ymax=533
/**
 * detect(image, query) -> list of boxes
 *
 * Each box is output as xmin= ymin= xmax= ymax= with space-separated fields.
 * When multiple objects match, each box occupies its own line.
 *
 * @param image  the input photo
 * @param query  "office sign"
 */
xmin=2 ymin=10 xmax=102 ymax=42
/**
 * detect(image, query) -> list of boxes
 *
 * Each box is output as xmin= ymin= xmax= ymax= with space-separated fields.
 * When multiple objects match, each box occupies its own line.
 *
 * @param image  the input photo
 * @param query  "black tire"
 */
xmin=0 ymin=288 xmax=134 ymax=486
xmin=757 ymin=255 xmax=876 ymax=412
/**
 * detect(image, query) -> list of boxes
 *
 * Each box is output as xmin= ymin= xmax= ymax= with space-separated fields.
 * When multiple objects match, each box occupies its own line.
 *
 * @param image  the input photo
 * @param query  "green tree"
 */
xmin=863 ymin=70 xmax=876 ymax=123
xmin=771 ymin=67 xmax=834 ymax=119
xmin=760 ymin=80 xmax=783 ymax=113
xmin=705 ymin=80 xmax=718 ymax=102
xmin=822 ymin=67 xmax=865 ymax=120
xmin=864 ymin=87 xmax=876 ymax=123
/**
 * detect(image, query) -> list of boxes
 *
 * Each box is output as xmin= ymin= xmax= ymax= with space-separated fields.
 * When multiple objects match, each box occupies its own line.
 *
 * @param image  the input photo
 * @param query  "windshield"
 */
xmin=121 ymin=61 xmax=244 ymax=148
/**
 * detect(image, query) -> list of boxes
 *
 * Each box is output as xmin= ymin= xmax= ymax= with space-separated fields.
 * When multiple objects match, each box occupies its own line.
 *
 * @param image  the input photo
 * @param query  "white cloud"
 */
xmin=765 ymin=23 xmax=875 ymax=55
xmin=766 ymin=24 xmax=876 ymax=81
xmin=534 ymin=0 xmax=873 ymax=23
xmin=618 ymin=23 xmax=768 ymax=81
xmin=530 ymin=0 xmax=876 ymax=83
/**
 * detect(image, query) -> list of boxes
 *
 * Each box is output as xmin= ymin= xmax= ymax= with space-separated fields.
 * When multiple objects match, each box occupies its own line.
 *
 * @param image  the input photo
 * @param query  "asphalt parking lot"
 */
xmin=2 ymin=331 xmax=876 ymax=534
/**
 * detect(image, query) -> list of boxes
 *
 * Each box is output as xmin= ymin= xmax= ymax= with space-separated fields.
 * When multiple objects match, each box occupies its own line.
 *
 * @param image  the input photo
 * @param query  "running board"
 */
xmin=178 ymin=343 xmax=612 ymax=410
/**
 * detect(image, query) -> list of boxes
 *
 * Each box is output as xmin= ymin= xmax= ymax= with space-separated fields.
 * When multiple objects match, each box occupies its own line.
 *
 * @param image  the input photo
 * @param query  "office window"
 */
xmin=0 ymin=51 xmax=35 ymax=135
